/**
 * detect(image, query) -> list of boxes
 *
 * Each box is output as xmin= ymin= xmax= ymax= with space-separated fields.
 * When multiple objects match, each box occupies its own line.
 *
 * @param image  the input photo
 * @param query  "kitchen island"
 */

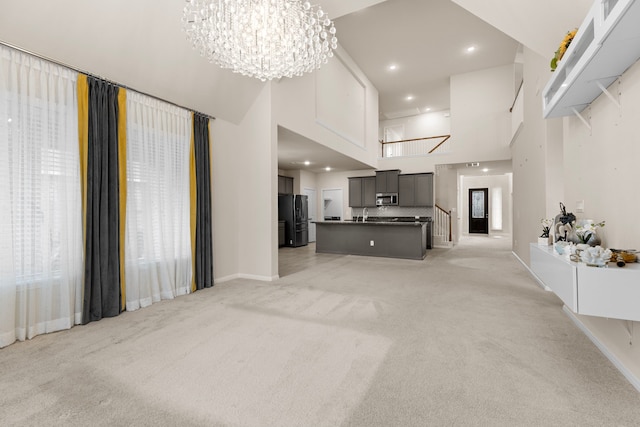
xmin=315 ymin=219 xmax=430 ymax=260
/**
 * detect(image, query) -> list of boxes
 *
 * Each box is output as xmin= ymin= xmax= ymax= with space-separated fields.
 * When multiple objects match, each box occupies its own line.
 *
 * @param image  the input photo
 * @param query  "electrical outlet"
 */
xmin=370 ymin=240 xmax=375 ymax=246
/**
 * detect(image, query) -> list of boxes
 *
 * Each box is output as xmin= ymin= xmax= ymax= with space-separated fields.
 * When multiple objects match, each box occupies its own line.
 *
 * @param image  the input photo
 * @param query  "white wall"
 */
xmin=0 ymin=0 xmax=265 ymax=124
xmin=450 ymin=64 xmax=514 ymax=162
xmin=435 ymin=165 xmax=459 ymax=242
xmin=286 ymin=169 xmax=318 ymax=197
xmin=316 ymin=170 xmax=375 ymax=221
xmin=511 ymin=48 xmax=552 ymax=263
xmin=272 ymin=47 xmax=379 ymax=169
xmin=236 ymin=85 xmax=278 ymax=281
xmin=459 ymin=174 xmax=512 ymax=235
xmin=378 ymin=64 xmax=515 ymax=175
xmin=211 ymin=119 xmax=241 ymax=281
xmin=379 ymin=110 xmax=451 ymax=142
xmin=561 ymin=59 xmax=640 ymax=387
xmin=513 ymin=46 xmax=640 ymax=389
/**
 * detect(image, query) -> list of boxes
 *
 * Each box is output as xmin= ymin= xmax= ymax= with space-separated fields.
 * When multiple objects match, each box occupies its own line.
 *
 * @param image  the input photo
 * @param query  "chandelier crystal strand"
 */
xmin=182 ymin=0 xmax=338 ymax=81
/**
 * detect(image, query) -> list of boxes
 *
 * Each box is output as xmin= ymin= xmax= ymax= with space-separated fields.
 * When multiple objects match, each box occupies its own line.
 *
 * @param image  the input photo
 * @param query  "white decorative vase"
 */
xmin=538 ymin=236 xmax=551 ymax=246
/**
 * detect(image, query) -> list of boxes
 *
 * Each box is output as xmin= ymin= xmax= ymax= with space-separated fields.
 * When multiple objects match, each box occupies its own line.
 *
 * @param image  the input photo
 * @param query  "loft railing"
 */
xmin=380 ymin=134 xmax=451 ymax=158
xmin=433 ymin=204 xmax=452 ymax=246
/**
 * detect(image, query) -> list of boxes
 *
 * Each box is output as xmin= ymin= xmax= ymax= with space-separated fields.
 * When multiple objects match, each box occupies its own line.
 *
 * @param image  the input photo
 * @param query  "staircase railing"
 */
xmin=433 ymin=204 xmax=452 ymax=245
xmin=380 ymin=134 xmax=451 ymax=158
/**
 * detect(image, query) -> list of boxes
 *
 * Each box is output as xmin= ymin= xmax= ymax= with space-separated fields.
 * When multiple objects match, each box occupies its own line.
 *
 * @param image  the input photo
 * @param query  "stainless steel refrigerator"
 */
xmin=278 ymin=194 xmax=308 ymax=247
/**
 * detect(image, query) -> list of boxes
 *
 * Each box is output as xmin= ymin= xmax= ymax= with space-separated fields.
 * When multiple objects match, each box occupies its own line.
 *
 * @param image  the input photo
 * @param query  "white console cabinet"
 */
xmin=530 ymin=243 xmax=640 ymax=321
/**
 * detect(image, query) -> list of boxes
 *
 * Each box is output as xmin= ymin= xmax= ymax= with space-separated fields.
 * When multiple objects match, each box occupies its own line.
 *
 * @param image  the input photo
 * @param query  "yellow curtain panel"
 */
xmin=77 ymin=75 xmax=89 ymax=250
xmin=117 ymin=89 xmax=127 ymax=310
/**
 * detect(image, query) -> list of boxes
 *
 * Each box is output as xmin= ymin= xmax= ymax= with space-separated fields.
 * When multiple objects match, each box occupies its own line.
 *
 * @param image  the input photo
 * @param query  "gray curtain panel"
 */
xmin=83 ymin=77 xmax=122 ymax=324
xmin=194 ymin=114 xmax=213 ymax=290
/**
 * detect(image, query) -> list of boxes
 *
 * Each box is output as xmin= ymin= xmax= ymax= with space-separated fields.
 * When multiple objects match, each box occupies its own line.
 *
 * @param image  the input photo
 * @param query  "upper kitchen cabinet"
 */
xmin=398 ymin=173 xmax=433 ymax=207
xmin=278 ymin=175 xmax=294 ymax=195
xmin=376 ymin=170 xmax=400 ymax=193
xmin=349 ymin=176 xmax=376 ymax=208
xmin=363 ymin=177 xmax=377 ymax=207
xmin=542 ymin=0 xmax=640 ymax=118
xmin=414 ymin=173 xmax=434 ymax=206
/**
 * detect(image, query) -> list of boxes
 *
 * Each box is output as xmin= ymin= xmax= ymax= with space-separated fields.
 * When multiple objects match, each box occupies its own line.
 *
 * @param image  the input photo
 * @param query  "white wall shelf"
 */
xmin=530 ymin=243 xmax=640 ymax=322
xmin=542 ymin=0 xmax=640 ymax=118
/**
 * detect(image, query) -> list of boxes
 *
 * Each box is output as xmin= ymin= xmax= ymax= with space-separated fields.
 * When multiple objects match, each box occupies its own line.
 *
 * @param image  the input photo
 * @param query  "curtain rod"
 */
xmin=0 ymin=40 xmax=216 ymax=121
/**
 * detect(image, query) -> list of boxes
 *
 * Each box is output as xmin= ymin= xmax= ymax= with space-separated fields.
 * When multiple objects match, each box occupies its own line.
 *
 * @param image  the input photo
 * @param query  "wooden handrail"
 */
xmin=427 ymin=135 xmax=451 ymax=154
xmin=380 ymin=134 xmax=451 ymax=157
xmin=435 ymin=204 xmax=448 ymax=214
xmin=435 ymin=204 xmax=452 ymax=242
xmin=381 ymin=134 xmax=450 ymax=145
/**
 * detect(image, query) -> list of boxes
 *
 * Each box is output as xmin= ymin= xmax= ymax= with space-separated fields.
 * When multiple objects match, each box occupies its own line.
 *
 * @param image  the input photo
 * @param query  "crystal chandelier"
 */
xmin=182 ymin=0 xmax=338 ymax=81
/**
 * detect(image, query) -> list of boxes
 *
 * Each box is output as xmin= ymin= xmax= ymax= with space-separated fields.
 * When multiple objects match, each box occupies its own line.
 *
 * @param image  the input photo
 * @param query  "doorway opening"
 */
xmin=322 ymin=188 xmax=343 ymax=221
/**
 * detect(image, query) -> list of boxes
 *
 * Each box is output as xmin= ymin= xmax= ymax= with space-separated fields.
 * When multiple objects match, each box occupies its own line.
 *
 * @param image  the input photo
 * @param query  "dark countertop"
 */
xmin=314 ymin=220 xmax=427 ymax=227
xmin=314 ymin=216 xmax=431 ymax=226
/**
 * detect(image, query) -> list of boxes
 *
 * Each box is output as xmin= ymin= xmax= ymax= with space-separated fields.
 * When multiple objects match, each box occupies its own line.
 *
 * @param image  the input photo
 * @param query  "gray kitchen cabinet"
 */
xmin=363 ymin=177 xmax=377 ymax=207
xmin=375 ymin=170 xmax=399 ymax=193
xmin=348 ymin=178 xmax=363 ymax=207
xmin=349 ymin=176 xmax=377 ymax=208
xmin=398 ymin=175 xmax=414 ymax=206
xmin=415 ymin=173 xmax=433 ymax=206
xmin=398 ymin=173 xmax=433 ymax=207
xmin=278 ymin=175 xmax=294 ymax=194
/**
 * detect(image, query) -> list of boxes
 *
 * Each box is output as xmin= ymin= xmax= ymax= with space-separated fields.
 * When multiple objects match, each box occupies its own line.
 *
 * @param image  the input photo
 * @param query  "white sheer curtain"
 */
xmin=0 ymin=45 xmax=82 ymax=348
xmin=125 ymin=91 xmax=192 ymax=311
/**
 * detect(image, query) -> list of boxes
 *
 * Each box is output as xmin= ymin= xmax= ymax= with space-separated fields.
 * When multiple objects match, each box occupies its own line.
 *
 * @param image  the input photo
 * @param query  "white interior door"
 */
xmin=303 ymin=188 xmax=317 ymax=242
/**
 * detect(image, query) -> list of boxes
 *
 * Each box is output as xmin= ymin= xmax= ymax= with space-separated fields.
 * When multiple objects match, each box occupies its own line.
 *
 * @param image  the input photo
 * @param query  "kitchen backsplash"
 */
xmin=349 ymin=206 xmax=433 ymax=218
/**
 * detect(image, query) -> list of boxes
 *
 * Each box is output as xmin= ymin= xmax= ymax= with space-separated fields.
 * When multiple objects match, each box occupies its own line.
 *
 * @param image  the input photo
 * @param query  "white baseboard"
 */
xmin=215 ymin=274 xmax=240 ymax=284
xmin=239 ymin=273 xmax=279 ymax=282
xmin=512 ymin=250 xmax=551 ymax=291
xmin=432 ymin=241 xmax=453 ymax=248
xmin=562 ymin=306 xmax=640 ymax=393
xmin=215 ymin=273 xmax=279 ymax=283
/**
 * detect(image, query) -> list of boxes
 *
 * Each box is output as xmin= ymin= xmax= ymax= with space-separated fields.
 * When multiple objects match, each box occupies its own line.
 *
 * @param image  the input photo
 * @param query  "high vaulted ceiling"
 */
xmin=279 ymin=0 xmax=593 ymax=170
xmin=0 ymin=0 xmax=593 ymax=172
xmin=334 ymin=0 xmax=520 ymax=119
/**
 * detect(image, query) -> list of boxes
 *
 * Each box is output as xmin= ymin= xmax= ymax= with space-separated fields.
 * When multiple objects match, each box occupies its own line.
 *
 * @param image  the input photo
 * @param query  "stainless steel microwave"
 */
xmin=376 ymin=193 xmax=398 ymax=206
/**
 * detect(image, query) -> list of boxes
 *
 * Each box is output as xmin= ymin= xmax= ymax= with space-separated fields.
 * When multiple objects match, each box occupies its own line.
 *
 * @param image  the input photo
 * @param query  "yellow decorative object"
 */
xmin=550 ymin=28 xmax=578 ymax=71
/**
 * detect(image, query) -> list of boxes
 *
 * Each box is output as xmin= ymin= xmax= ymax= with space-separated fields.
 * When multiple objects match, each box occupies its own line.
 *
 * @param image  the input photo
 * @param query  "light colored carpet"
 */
xmin=1 ymin=236 xmax=640 ymax=426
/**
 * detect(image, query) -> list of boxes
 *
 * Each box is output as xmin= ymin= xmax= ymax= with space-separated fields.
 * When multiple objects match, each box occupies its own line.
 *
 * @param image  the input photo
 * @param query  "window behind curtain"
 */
xmin=0 ymin=45 xmax=82 ymax=347
xmin=125 ymin=91 xmax=192 ymax=311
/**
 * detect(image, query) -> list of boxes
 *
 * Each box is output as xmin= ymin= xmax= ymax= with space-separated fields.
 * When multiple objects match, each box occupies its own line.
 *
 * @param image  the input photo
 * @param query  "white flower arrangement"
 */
xmin=575 ymin=220 xmax=605 ymax=244
xmin=540 ymin=218 xmax=553 ymax=238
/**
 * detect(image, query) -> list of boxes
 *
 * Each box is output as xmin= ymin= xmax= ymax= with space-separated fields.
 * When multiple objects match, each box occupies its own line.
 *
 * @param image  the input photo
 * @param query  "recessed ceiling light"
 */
xmin=482 ymin=168 xmax=489 ymax=173
xmin=466 ymin=46 xmax=476 ymax=53
xmin=424 ymin=107 xmax=431 ymax=112
xmin=388 ymin=64 xmax=397 ymax=71
xmin=325 ymin=167 xmax=331 ymax=171
xmin=406 ymin=95 xmax=414 ymax=101
xmin=304 ymin=161 xmax=310 ymax=166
